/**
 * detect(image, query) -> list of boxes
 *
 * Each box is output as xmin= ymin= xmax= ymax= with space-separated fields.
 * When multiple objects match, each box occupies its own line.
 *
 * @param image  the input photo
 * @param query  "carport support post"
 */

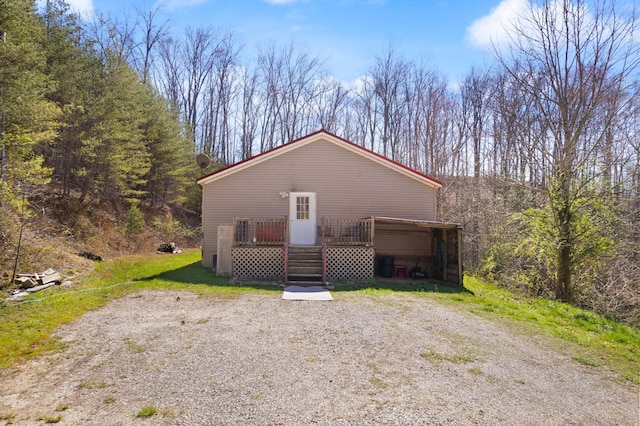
xmin=442 ymin=229 xmax=447 ymax=282
xmin=458 ymin=227 xmax=463 ymax=285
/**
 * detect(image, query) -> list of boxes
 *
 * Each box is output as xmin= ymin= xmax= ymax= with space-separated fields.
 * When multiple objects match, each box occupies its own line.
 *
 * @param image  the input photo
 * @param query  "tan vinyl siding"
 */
xmin=375 ymin=228 xmax=433 ymax=257
xmin=201 ymin=137 xmax=437 ymax=266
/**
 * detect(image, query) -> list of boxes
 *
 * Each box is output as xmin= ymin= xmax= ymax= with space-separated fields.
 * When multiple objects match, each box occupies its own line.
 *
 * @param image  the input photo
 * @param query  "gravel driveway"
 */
xmin=0 ymin=290 xmax=636 ymax=425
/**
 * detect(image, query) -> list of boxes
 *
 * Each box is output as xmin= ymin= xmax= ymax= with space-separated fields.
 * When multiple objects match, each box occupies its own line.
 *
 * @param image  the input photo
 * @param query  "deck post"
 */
xmin=370 ymin=216 xmax=375 ymax=246
xmin=283 ymin=215 xmax=288 ymax=283
xmin=322 ymin=240 xmax=327 ymax=284
xmin=458 ymin=227 xmax=463 ymax=285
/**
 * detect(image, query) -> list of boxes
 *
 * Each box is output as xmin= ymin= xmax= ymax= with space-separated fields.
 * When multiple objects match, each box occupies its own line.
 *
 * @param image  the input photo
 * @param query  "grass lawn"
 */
xmin=0 ymin=249 xmax=270 ymax=370
xmin=1 ymin=249 xmax=638 ymax=384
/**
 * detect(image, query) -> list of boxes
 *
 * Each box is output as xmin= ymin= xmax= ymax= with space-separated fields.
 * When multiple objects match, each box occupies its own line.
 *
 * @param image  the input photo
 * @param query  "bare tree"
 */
xmin=352 ymin=76 xmax=379 ymax=150
xmin=134 ymin=5 xmax=169 ymax=85
xmin=494 ymin=0 xmax=639 ymax=302
xmin=255 ymin=42 xmax=326 ymax=148
xmin=279 ymin=42 xmax=326 ymax=142
xmin=257 ymin=43 xmax=285 ymax=151
xmin=167 ymin=26 xmax=223 ymax=151
xmin=237 ymin=65 xmax=260 ymax=160
xmin=310 ymin=76 xmax=350 ymax=134
xmin=460 ymin=68 xmax=491 ymax=182
xmin=370 ymin=43 xmax=408 ymax=159
xmin=407 ymin=63 xmax=451 ymax=176
xmin=201 ymin=32 xmax=240 ymax=163
xmin=86 ymin=12 xmax=138 ymax=65
xmin=157 ymin=35 xmax=184 ymax=112
xmin=458 ymin=68 xmax=492 ymax=266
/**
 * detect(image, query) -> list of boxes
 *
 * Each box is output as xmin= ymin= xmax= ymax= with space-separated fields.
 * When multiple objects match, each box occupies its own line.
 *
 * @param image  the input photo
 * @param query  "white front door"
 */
xmin=289 ymin=192 xmax=316 ymax=245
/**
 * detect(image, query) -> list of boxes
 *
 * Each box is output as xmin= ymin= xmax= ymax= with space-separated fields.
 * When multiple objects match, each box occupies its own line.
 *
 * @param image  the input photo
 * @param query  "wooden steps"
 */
xmin=287 ymin=246 xmax=324 ymax=286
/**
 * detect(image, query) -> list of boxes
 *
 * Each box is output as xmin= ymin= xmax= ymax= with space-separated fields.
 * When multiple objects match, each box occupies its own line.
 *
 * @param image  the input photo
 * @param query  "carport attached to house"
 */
xmin=372 ymin=217 xmax=463 ymax=285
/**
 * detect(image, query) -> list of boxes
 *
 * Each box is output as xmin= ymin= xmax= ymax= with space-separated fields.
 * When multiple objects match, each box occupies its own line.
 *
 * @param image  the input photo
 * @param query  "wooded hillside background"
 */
xmin=0 ymin=0 xmax=637 ymax=324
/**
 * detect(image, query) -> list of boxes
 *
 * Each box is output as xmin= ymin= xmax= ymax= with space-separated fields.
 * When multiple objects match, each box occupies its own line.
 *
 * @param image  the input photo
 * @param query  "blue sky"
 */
xmin=58 ymin=0 xmax=527 ymax=86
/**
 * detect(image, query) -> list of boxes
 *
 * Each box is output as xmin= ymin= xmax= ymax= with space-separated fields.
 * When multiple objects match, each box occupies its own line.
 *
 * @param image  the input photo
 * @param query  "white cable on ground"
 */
xmin=8 ymin=281 xmax=137 ymax=306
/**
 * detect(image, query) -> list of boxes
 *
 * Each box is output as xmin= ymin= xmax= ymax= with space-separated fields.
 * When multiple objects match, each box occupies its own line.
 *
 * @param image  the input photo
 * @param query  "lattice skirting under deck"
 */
xmin=326 ymin=247 xmax=375 ymax=281
xmin=232 ymin=247 xmax=284 ymax=279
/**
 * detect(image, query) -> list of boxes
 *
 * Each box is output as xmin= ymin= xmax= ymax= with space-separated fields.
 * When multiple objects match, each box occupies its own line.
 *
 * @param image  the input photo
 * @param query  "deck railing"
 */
xmin=320 ymin=217 xmax=374 ymax=246
xmin=234 ymin=217 xmax=288 ymax=246
xmin=233 ymin=216 xmax=373 ymax=246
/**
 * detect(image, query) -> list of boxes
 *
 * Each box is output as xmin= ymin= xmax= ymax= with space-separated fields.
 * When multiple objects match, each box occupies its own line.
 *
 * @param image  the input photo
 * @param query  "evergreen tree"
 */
xmin=40 ymin=0 xmax=98 ymax=198
xmin=41 ymin=2 xmax=193 ymax=208
xmin=76 ymin=56 xmax=151 ymax=204
xmin=141 ymin=93 xmax=193 ymax=207
xmin=0 ymin=0 xmax=59 ymax=197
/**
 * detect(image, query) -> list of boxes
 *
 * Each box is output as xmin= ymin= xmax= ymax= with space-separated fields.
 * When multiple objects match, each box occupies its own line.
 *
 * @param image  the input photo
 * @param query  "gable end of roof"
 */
xmin=196 ymin=130 xmax=442 ymax=188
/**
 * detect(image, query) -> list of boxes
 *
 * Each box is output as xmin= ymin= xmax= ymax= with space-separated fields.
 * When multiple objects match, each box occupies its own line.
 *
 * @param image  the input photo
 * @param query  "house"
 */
xmin=197 ymin=130 xmax=463 ymax=285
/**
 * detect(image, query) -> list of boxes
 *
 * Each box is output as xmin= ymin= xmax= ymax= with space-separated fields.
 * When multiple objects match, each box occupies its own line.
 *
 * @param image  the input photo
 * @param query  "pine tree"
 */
xmin=0 ymin=0 xmax=59 ymax=196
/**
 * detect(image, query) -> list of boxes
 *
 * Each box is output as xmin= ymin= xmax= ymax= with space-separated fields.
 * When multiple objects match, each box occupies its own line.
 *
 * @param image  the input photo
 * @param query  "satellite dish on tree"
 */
xmin=196 ymin=153 xmax=211 ymax=170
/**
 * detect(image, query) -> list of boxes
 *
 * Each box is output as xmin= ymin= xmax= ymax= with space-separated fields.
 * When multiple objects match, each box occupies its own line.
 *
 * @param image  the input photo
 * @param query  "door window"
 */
xmin=296 ymin=196 xmax=310 ymax=220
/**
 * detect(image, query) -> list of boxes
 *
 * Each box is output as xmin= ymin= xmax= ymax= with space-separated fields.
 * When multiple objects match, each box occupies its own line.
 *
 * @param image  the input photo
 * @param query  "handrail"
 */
xmin=283 ymin=244 xmax=289 ymax=283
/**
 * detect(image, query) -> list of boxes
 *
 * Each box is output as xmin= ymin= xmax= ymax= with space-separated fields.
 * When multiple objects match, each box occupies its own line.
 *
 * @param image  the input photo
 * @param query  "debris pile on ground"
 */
xmin=7 ymin=268 xmax=63 ymax=301
xmin=157 ymin=242 xmax=182 ymax=254
xmin=78 ymin=251 xmax=103 ymax=261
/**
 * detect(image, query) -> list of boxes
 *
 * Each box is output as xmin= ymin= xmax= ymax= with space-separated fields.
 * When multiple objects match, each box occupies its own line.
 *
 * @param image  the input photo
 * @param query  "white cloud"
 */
xmin=465 ymin=0 xmax=528 ymax=50
xmin=36 ymin=0 xmax=93 ymax=20
xmin=66 ymin=0 xmax=94 ymax=20
xmin=467 ymin=0 xmax=632 ymax=55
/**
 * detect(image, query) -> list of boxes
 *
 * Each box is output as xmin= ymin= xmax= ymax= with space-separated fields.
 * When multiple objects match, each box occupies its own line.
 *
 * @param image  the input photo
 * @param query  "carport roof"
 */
xmin=374 ymin=217 xmax=461 ymax=229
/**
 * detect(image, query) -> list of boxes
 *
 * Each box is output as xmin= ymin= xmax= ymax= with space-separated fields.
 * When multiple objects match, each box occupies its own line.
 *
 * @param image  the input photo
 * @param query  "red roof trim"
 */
xmin=196 ymin=129 xmax=443 ymax=187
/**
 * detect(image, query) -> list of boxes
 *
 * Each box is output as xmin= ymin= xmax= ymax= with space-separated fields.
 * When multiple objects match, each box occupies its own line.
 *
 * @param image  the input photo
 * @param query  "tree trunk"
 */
xmin=556 ymin=199 xmax=573 ymax=303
